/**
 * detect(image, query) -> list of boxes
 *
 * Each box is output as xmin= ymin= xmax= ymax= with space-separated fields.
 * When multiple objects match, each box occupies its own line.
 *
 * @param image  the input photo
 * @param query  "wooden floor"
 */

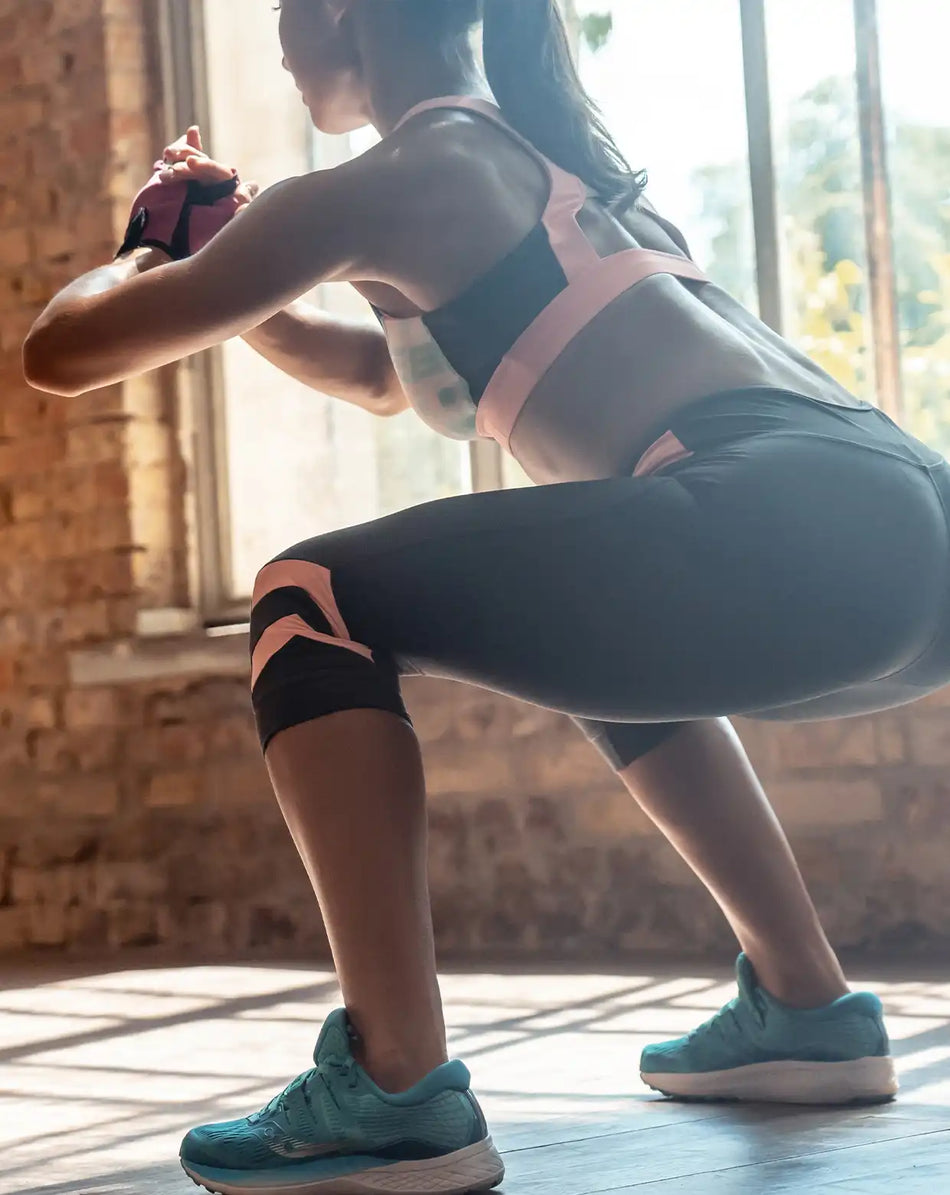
xmin=2 ymin=961 xmax=949 ymax=1194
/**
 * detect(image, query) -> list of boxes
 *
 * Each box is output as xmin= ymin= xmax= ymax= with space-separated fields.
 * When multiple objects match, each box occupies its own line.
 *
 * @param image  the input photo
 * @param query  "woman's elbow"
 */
xmin=367 ymin=358 xmax=409 ymax=417
xmin=23 ymin=324 xmax=95 ymax=397
xmin=374 ymin=386 xmax=411 ymax=417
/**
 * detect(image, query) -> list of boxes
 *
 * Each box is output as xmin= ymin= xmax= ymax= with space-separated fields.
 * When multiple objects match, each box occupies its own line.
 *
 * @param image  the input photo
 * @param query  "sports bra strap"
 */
xmin=392 ymin=95 xmax=600 ymax=281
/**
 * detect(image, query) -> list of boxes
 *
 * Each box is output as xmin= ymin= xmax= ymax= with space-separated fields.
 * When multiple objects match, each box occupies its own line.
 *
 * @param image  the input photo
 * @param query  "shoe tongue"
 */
xmin=313 ymin=1009 xmax=355 ymax=1066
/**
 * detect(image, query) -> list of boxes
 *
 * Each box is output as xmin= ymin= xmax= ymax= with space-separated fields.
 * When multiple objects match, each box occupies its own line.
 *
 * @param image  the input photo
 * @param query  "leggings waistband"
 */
xmin=631 ymin=387 xmax=943 ymax=478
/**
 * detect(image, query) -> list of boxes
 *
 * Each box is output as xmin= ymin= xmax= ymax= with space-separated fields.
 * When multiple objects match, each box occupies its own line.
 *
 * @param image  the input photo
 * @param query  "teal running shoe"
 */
xmin=180 ymin=1010 xmax=504 ymax=1195
xmin=640 ymin=955 xmax=898 ymax=1104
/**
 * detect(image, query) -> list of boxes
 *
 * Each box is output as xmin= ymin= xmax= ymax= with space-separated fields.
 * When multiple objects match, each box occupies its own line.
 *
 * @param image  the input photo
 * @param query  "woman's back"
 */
xmin=350 ymin=104 xmax=862 ymax=483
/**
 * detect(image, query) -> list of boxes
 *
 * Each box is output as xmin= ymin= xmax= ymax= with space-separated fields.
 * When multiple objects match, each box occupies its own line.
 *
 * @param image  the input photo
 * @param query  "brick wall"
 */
xmin=1 ymin=0 xmax=948 ymax=962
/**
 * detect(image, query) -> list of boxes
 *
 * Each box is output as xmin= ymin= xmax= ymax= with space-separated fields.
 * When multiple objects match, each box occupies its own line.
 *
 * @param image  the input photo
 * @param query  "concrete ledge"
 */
xmin=70 ymin=626 xmax=250 ymax=686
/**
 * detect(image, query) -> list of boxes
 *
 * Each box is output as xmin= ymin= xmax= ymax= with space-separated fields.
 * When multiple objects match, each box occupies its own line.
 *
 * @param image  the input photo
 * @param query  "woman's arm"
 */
xmin=243 ymin=300 xmax=408 ymax=416
xmin=23 ymin=155 xmax=399 ymax=398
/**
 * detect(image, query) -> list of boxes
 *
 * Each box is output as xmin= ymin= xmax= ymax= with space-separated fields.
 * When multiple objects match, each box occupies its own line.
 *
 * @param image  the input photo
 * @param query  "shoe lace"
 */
xmin=321 ymin=1053 xmax=361 ymax=1091
xmin=686 ymin=993 xmax=765 ymax=1048
xmin=249 ymin=1069 xmax=315 ymax=1123
xmin=247 ymin=1046 xmax=360 ymax=1126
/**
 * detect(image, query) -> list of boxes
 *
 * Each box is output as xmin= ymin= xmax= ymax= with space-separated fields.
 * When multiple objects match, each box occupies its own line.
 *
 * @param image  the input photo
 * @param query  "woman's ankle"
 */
xmin=348 ymin=1010 xmax=449 ymax=1093
xmin=744 ymin=947 xmax=850 ymax=1009
xmin=354 ymin=1042 xmax=449 ymax=1093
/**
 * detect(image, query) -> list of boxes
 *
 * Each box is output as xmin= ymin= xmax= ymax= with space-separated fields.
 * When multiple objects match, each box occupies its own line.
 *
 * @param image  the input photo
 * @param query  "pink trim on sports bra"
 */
xmin=476 ymin=249 xmax=708 ymax=450
xmin=391 ymin=96 xmax=710 ymax=453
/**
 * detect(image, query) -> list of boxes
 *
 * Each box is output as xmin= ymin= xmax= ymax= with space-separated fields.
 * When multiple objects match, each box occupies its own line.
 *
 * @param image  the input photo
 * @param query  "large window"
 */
xmin=877 ymin=0 xmax=950 ymax=447
xmin=161 ymin=0 xmax=950 ymax=621
xmin=170 ymin=0 xmax=471 ymax=614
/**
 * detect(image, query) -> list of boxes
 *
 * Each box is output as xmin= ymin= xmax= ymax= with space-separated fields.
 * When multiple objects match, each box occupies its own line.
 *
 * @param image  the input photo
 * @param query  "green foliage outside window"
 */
xmin=571 ymin=11 xmax=950 ymax=453
xmin=696 ymin=76 xmax=950 ymax=451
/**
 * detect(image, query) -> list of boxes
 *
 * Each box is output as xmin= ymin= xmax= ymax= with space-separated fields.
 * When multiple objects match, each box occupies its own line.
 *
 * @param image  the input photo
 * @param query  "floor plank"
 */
xmin=1 ymin=962 xmax=947 ymax=1193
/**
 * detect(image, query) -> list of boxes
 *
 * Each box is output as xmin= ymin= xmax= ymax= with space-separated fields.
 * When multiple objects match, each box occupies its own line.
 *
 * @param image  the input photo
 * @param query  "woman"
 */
xmin=24 ymin=2 xmax=949 ymax=1192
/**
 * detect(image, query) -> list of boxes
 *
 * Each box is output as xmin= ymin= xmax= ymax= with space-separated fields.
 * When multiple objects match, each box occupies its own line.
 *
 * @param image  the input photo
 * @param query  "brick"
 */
xmin=147 ymin=680 xmax=252 ymax=725
xmin=0 ymin=301 xmax=45 ymax=352
xmin=38 ymin=775 xmax=120 ymax=816
xmin=30 ymin=728 xmax=119 ymax=776
xmin=66 ymin=420 xmax=127 ymax=466
xmin=423 ymin=738 xmax=515 ymax=797
xmin=908 ymin=712 xmax=950 ymax=766
xmin=0 ymin=226 xmax=30 ymax=267
xmin=204 ymin=757 xmax=270 ymax=807
xmin=12 ymin=862 xmax=96 ymax=908
xmin=26 ymin=694 xmax=59 ymax=730
xmin=94 ymin=861 xmax=164 ymax=902
xmin=873 ymin=715 xmax=907 ymax=765
xmin=0 ymin=654 xmax=18 ymax=691
xmin=513 ymin=728 xmax=608 ymax=794
xmin=0 ymin=434 xmax=67 ymax=478
xmin=129 ymin=723 xmax=209 ymax=769
xmin=0 ymin=733 xmax=30 ymax=770
xmin=31 ymin=223 xmax=77 ymax=261
xmin=107 ymin=902 xmax=159 ymax=948
xmin=17 ymin=650 xmax=69 ymax=689
xmin=768 ymin=779 xmax=883 ymax=827
xmin=63 ymin=687 xmax=118 ymax=729
xmin=0 ymin=613 xmax=30 ymax=651
xmin=572 ymin=789 xmax=656 ymax=840
xmin=146 ymin=770 xmax=200 ymax=808
xmin=27 ymin=902 xmax=67 ymax=947
xmin=0 ymin=907 xmax=26 ymax=950
xmin=771 ymin=720 xmax=877 ymax=770
xmin=68 ymin=388 xmax=126 ymax=425
xmin=205 ymin=713 xmax=257 ymax=758
xmin=60 ymin=599 xmax=113 ymax=644
xmin=11 ymin=482 xmax=50 ymax=523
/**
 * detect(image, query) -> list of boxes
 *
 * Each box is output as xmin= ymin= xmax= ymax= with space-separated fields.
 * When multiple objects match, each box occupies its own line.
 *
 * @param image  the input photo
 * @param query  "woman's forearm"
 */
xmin=243 ymin=300 xmax=408 ymax=416
xmin=41 ymin=248 xmax=170 ymax=307
xmin=23 ymin=249 xmax=171 ymax=393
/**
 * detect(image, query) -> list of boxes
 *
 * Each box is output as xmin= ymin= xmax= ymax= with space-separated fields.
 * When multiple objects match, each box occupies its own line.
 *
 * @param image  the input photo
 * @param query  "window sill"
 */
xmin=70 ymin=620 xmax=250 ymax=687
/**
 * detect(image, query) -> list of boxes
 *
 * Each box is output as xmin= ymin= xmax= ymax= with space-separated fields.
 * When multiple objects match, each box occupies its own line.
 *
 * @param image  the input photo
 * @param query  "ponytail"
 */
xmin=481 ymin=0 xmax=646 ymax=210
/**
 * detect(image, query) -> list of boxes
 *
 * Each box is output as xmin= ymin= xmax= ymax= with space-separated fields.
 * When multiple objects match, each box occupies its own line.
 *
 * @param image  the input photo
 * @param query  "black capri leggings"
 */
xmin=250 ymin=388 xmax=950 ymax=770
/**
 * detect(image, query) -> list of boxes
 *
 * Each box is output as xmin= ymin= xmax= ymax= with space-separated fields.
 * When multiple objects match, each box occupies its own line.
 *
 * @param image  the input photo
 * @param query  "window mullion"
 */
xmin=739 ymin=0 xmax=783 ymax=334
xmin=853 ymin=0 xmax=904 ymax=420
xmin=157 ymin=0 xmax=235 ymax=618
xmin=470 ymin=440 xmax=505 ymax=492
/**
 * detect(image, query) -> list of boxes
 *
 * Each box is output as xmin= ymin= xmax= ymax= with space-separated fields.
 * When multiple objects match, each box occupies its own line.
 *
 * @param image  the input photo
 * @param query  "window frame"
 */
xmin=163 ymin=0 xmax=904 ymax=625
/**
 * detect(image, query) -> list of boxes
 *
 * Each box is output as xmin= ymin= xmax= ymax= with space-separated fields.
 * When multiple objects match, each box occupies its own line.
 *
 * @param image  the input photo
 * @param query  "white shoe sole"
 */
xmin=641 ymin=1055 xmax=899 ymax=1104
xmin=181 ymin=1137 xmax=505 ymax=1195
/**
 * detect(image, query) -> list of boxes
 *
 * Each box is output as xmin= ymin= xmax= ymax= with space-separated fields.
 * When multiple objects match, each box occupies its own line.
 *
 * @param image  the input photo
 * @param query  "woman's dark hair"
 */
xmin=398 ymin=0 xmax=647 ymax=212
xmin=480 ymin=0 xmax=646 ymax=211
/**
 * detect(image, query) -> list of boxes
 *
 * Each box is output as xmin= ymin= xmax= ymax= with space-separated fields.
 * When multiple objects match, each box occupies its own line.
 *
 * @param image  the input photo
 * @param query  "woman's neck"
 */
xmin=356 ymin=20 xmax=488 ymax=135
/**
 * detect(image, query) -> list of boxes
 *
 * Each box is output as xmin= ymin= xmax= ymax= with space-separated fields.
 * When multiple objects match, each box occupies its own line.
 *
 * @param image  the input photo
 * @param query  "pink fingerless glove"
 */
xmin=116 ymin=161 xmax=243 ymax=261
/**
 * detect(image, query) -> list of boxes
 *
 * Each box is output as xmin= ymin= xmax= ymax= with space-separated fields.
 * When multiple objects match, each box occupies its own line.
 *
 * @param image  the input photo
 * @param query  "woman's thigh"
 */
xmin=279 ymin=431 xmax=949 ymax=724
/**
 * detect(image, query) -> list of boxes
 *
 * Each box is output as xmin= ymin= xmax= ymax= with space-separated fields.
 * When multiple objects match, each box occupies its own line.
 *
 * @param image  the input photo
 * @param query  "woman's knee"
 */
xmin=249 ymin=550 xmax=408 ymax=753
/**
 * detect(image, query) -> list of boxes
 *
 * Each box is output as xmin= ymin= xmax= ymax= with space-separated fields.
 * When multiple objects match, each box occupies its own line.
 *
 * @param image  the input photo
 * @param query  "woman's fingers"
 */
xmin=159 ymin=157 xmax=236 ymax=184
xmin=185 ymin=155 xmax=235 ymax=182
xmin=233 ymin=182 xmax=260 ymax=215
xmin=158 ymin=127 xmax=237 ymax=184
xmin=163 ymin=132 xmax=200 ymax=163
xmin=162 ymin=126 xmax=209 ymax=165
